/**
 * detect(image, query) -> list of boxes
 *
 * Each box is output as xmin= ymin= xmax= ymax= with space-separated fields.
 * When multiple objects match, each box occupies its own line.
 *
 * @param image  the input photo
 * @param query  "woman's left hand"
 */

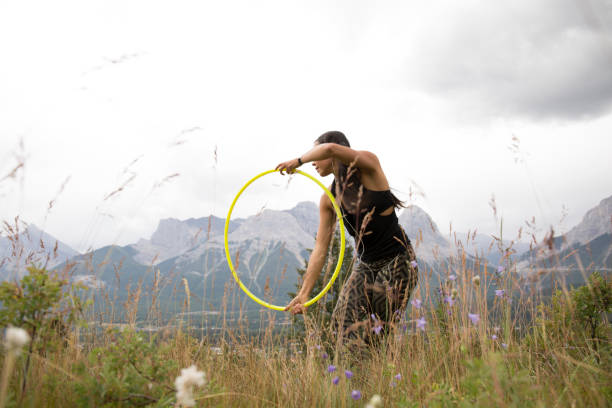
xmin=275 ymin=158 xmax=301 ymax=175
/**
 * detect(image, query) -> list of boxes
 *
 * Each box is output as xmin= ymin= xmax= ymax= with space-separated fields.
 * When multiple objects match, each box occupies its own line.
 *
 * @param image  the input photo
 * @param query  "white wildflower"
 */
xmin=4 ymin=327 xmax=30 ymax=354
xmin=175 ymin=365 xmax=206 ymax=407
xmin=365 ymin=394 xmax=383 ymax=408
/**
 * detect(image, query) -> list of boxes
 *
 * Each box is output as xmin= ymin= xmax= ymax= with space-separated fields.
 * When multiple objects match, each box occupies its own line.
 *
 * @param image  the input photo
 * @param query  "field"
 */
xmin=0 ymin=230 xmax=610 ymax=408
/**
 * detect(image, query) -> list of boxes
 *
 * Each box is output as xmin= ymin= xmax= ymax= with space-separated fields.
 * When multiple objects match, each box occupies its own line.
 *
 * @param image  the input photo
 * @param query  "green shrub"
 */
xmin=71 ymin=329 xmax=178 ymax=407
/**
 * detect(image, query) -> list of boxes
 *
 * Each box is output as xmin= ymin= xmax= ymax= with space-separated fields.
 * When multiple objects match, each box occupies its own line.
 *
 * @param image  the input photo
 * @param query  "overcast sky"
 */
xmin=1 ymin=0 xmax=611 ymax=253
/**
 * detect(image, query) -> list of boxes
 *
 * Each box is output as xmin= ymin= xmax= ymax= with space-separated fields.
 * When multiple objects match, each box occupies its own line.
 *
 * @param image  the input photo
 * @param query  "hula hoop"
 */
xmin=223 ymin=169 xmax=345 ymax=311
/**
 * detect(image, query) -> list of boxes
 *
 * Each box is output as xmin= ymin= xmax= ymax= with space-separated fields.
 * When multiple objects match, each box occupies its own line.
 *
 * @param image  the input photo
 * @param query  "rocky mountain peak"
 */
xmin=398 ymin=205 xmax=452 ymax=263
xmin=562 ymin=194 xmax=612 ymax=249
xmin=0 ymin=222 xmax=79 ymax=278
xmin=130 ymin=218 xmax=203 ymax=265
xmin=287 ymin=201 xmax=319 ymax=237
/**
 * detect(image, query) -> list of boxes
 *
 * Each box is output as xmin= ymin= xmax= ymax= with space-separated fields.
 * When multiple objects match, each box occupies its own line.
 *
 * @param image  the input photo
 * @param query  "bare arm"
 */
xmin=285 ymin=193 xmax=336 ymax=314
xmin=276 ymin=143 xmax=380 ymax=174
xmin=302 ymin=143 xmax=381 ymax=173
xmin=275 ymin=143 xmax=389 ymax=190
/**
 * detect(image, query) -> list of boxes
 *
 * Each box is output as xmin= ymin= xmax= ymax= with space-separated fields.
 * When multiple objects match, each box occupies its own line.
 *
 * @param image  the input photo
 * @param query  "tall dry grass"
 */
xmin=0 ymin=211 xmax=610 ymax=407
xmin=0 ymin=141 xmax=610 ymax=407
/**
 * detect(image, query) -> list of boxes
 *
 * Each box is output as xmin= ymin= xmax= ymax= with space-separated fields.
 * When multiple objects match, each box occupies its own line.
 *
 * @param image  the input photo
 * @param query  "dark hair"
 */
xmin=315 ymin=130 xmax=404 ymax=211
xmin=315 ymin=130 xmax=351 ymax=148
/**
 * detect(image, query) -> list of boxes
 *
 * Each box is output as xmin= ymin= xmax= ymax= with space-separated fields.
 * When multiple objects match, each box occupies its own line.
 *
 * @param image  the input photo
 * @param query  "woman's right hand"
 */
xmin=285 ymin=293 xmax=309 ymax=315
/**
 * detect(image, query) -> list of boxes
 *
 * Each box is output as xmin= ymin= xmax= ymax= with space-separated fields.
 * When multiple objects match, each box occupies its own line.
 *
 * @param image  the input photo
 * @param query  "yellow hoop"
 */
xmin=223 ymin=169 xmax=345 ymax=311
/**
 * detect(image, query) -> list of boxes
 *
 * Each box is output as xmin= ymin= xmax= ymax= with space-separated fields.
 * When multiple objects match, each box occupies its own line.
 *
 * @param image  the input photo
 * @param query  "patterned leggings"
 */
xmin=331 ymin=243 xmax=418 ymax=348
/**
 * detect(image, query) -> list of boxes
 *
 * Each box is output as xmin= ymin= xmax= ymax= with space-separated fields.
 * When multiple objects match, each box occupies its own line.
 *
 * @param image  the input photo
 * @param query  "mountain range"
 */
xmin=0 ymin=223 xmax=79 ymax=280
xmin=2 ymin=194 xmax=611 ymax=325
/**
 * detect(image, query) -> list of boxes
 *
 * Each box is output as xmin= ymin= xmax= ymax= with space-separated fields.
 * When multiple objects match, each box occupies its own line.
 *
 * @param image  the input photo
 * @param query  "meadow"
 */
xmin=0 ymin=217 xmax=610 ymax=408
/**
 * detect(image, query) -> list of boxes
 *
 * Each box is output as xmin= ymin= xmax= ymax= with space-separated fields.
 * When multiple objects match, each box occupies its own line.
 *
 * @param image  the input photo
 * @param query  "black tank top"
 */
xmin=331 ymin=180 xmax=410 ymax=262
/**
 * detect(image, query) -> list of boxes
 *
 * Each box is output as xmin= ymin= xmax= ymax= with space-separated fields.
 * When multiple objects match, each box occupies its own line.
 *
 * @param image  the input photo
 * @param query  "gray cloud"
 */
xmin=408 ymin=0 xmax=612 ymax=120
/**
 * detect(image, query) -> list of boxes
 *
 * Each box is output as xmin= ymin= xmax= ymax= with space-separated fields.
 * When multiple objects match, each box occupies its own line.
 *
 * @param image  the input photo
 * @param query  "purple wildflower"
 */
xmin=468 ymin=313 xmax=480 ymax=325
xmin=502 ymin=343 xmax=508 ymax=349
xmin=345 ymin=370 xmax=354 ymax=379
xmin=351 ymin=390 xmax=362 ymax=400
xmin=332 ymin=376 xmax=339 ymax=385
xmin=327 ymin=365 xmax=336 ymax=373
xmin=495 ymin=289 xmax=505 ymax=297
xmin=321 ymin=352 xmax=328 ymax=359
xmin=491 ymin=334 xmax=498 ymax=340
xmin=394 ymin=373 xmax=402 ymax=381
xmin=315 ymin=344 xmax=321 ymax=350
xmin=497 ymin=265 xmax=504 ymax=273
xmin=444 ymin=296 xmax=455 ymax=307
xmin=449 ymin=274 xmax=456 ymax=281
xmin=410 ymin=260 xmax=418 ymax=268
xmin=390 ymin=381 xmax=397 ymax=388
xmin=373 ymin=324 xmax=383 ymax=335
xmin=411 ymin=298 xmax=422 ymax=309
xmin=416 ymin=317 xmax=426 ymax=331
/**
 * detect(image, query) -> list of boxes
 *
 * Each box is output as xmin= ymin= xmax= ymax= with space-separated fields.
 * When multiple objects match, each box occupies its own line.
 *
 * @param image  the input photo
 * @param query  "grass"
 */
xmin=0 ymin=223 xmax=610 ymax=407
xmin=0 ymin=151 xmax=610 ymax=407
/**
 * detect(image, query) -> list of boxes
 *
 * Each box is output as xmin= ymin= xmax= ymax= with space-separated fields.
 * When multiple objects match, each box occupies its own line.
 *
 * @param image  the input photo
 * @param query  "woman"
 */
xmin=275 ymin=131 xmax=418 ymax=349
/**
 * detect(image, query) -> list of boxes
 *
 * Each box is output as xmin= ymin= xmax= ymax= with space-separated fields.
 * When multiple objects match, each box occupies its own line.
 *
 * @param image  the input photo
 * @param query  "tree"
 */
xmin=0 ymin=265 xmax=89 ymax=394
xmin=572 ymin=271 xmax=612 ymax=357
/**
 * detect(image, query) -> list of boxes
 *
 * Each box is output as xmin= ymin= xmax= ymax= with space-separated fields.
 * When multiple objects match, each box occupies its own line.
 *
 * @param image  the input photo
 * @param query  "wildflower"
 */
xmin=410 ymin=260 xmax=418 ymax=268
xmin=390 ymin=381 xmax=397 ymax=387
xmin=345 ymin=370 xmax=354 ymax=379
xmin=468 ymin=313 xmax=480 ymax=325
xmin=497 ymin=265 xmax=504 ymax=273
xmin=175 ymin=365 xmax=206 ymax=408
xmin=472 ymin=275 xmax=480 ymax=286
xmin=448 ymin=274 xmax=456 ymax=281
xmin=444 ymin=295 xmax=455 ymax=306
xmin=315 ymin=344 xmax=322 ymax=350
xmin=416 ymin=317 xmax=426 ymax=331
xmin=491 ymin=334 xmax=498 ymax=340
xmin=327 ymin=365 xmax=336 ymax=373
xmin=365 ymin=394 xmax=383 ymax=408
xmin=332 ymin=376 xmax=340 ymax=385
xmin=321 ymin=352 xmax=329 ymax=359
xmin=371 ymin=314 xmax=383 ymax=334
xmin=394 ymin=373 xmax=402 ymax=381
xmin=351 ymin=390 xmax=362 ymax=400
xmin=411 ymin=298 xmax=422 ymax=309
xmin=495 ymin=289 xmax=505 ymax=297
xmin=4 ymin=327 xmax=30 ymax=354
xmin=502 ymin=343 xmax=508 ymax=349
